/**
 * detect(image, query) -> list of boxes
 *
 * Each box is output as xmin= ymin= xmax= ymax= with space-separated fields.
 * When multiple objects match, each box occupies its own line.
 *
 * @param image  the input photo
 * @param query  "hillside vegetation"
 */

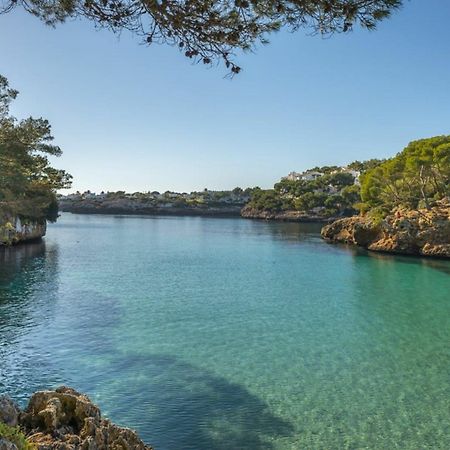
xmin=246 ymin=136 xmax=449 ymax=219
xmin=245 ymin=160 xmax=383 ymax=218
xmin=360 ymin=136 xmax=450 ymax=214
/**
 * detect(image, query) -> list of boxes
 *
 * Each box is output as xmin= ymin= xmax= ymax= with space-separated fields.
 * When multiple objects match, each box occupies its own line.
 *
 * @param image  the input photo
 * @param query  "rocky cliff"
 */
xmin=0 ymin=386 xmax=153 ymax=450
xmin=0 ymin=216 xmax=46 ymax=246
xmin=321 ymin=200 xmax=450 ymax=258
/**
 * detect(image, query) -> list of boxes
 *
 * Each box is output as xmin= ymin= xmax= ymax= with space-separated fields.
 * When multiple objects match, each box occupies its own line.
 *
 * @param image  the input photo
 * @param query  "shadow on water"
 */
xmin=350 ymin=247 xmax=450 ymax=276
xmin=260 ymin=221 xmax=323 ymax=244
xmin=90 ymin=353 xmax=294 ymax=450
xmin=322 ymin=239 xmax=450 ymax=276
xmin=364 ymin=250 xmax=450 ymax=276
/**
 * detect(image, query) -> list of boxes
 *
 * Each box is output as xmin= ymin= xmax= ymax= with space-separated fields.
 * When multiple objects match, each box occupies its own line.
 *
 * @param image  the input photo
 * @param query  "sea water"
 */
xmin=1 ymin=213 xmax=449 ymax=449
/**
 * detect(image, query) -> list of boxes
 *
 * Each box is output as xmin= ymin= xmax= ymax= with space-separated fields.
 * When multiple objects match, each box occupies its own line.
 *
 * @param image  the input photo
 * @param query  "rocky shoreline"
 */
xmin=0 ymin=386 xmax=152 ymax=450
xmin=240 ymin=206 xmax=339 ymax=222
xmin=60 ymin=204 xmax=242 ymax=217
xmin=321 ymin=201 xmax=450 ymax=258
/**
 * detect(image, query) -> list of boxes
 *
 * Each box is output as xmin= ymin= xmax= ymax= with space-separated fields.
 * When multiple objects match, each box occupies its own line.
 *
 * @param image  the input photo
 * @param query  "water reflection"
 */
xmin=0 ymin=241 xmax=62 ymax=403
xmin=0 ymin=241 xmax=47 ymax=283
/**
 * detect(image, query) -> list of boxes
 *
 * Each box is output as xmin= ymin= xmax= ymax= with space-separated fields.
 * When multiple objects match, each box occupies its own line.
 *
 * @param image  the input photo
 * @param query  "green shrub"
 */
xmin=367 ymin=206 xmax=388 ymax=226
xmin=0 ymin=423 xmax=36 ymax=450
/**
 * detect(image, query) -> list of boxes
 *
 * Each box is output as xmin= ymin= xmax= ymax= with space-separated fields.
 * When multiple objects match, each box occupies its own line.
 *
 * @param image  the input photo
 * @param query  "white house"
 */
xmin=282 ymin=170 xmax=324 ymax=182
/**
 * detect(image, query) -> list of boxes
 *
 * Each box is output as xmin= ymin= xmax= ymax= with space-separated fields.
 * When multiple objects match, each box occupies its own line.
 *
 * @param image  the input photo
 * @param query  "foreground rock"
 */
xmin=0 ymin=387 xmax=153 ymax=450
xmin=321 ymin=200 xmax=450 ymax=258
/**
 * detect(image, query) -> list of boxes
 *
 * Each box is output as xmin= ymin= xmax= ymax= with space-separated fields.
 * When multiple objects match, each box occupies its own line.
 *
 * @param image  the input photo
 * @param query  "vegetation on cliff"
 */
xmin=360 ymin=136 xmax=450 ymax=215
xmin=321 ymin=136 xmax=450 ymax=257
xmin=0 ymin=75 xmax=71 ymax=224
xmin=246 ymin=136 xmax=449 ymax=223
xmin=245 ymin=160 xmax=382 ymax=218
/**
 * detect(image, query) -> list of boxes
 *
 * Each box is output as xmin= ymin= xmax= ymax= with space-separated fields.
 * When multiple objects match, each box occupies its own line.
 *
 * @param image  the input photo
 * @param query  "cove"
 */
xmin=1 ymin=213 xmax=449 ymax=449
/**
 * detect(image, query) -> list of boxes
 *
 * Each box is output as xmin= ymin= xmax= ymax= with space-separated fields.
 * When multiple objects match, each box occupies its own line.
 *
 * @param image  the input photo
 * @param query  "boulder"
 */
xmin=0 ymin=396 xmax=20 ymax=427
xmin=21 ymin=386 xmax=101 ymax=435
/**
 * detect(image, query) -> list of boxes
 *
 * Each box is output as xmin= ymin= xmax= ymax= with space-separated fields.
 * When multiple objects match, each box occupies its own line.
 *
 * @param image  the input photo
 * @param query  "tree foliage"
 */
xmin=360 ymin=136 xmax=450 ymax=212
xmin=0 ymin=75 xmax=72 ymax=222
xmin=0 ymin=0 xmax=402 ymax=72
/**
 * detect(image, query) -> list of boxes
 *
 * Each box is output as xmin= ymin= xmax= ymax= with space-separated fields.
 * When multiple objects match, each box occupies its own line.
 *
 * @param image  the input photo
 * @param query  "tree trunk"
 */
xmin=419 ymin=165 xmax=431 ymax=210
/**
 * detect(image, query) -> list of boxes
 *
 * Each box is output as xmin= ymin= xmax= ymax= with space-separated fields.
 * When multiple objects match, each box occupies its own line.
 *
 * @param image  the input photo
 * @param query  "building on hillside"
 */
xmin=342 ymin=168 xmax=361 ymax=185
xmin=282 ymin=170 xmax=324 ymax=182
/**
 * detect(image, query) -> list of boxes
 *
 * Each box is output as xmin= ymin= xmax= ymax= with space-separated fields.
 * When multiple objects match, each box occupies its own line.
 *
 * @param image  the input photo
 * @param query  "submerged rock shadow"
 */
xmin=98 ymin=353 xmax=294 ymax=450
xmin=351 ymin=247 xmax=450 ymax=276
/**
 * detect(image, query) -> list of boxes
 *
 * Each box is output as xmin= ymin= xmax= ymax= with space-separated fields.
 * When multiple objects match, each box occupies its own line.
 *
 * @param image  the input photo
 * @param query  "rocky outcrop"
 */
xmin=240 ymin=206 xmax=338 ymax=222
xmin=0 ymin=216 xmax=46 ymax=246
xmin=321 ymin=200 xmax=450 ymax=258
xmin=0 ymin=387 xmax=153 ymax=450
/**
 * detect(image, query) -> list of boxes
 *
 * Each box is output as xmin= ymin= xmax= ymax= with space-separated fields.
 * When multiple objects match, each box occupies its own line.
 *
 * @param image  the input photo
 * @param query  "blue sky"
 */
xmin=1 ymin=1 xmax=449 ymax=193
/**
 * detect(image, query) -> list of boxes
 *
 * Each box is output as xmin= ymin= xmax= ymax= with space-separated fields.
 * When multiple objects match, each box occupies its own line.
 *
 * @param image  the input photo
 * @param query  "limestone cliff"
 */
xmin=321 ymin=200 xmax=450 ymax=258
xmin=0 ymin=216 xmax=46 ymax=246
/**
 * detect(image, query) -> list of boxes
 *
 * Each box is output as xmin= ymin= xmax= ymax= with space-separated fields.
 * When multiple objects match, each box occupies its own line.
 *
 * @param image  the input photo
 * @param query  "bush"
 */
xmin=0 ymin=423 xmax=36 ymax=450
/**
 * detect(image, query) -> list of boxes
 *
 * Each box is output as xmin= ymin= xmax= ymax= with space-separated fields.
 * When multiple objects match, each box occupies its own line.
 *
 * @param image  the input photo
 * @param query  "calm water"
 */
xmin=1 ymin=213 xmax=449 ymax=449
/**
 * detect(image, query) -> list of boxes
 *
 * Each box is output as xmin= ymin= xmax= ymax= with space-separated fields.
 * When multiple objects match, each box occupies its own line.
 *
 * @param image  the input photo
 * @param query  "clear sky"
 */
xmin=1 ymin=1 xmax=449 ymax=193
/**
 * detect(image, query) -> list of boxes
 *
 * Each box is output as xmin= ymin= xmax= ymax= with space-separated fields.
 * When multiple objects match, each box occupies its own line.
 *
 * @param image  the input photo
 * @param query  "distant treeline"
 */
xmin=60 ymin=187 xmax=255 ymax=209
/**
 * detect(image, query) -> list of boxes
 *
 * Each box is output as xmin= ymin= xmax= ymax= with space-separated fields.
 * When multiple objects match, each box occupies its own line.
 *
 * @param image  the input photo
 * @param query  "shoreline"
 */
xmin=59 ymin=207 xmax=242 ymax=218
xmin=59 ymin=206 xmax=338 ymax=223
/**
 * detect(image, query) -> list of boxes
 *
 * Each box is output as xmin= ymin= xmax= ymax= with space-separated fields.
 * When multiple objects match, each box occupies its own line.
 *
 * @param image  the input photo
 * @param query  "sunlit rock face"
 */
xmin=0 ymin=216 xmax=46 ymax=245
xmin=321 ymin=199 xmax=450 ymax=258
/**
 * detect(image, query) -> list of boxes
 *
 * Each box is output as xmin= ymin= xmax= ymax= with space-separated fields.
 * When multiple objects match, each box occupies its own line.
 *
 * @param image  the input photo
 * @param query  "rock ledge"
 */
xmin=321 ymin=200 xmax=450 ymax=258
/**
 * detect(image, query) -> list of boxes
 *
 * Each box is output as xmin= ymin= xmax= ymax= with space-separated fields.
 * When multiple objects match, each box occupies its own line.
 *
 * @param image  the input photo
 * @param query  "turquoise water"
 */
xmin=1 ymin=213 xmax=449 ymax=449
